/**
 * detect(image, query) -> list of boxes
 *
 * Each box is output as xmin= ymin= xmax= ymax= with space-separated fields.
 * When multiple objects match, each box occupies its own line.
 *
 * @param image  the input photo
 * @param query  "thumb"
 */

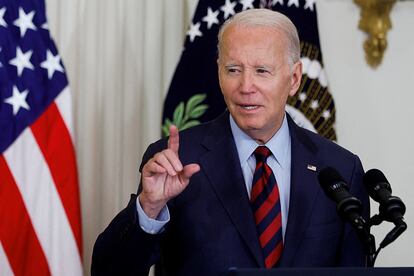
xmin=181 ymin=163 xmax=200 ymax=182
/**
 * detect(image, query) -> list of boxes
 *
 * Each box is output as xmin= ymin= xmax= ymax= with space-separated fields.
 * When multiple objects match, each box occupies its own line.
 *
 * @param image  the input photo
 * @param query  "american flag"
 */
xmin=0 ymin=0 xmax=82 ymax=275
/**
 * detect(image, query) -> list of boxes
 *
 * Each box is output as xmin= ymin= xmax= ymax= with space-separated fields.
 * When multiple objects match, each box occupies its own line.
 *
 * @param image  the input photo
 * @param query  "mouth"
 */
xmin=239 ymin=104 xmax=261 ymax=110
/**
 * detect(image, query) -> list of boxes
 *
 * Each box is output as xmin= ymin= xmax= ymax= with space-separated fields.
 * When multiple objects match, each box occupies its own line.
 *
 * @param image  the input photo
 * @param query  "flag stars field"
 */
xmin=186 ymin=0 xmax=319 ymax=44
xmin=41 ymin=50 xmax=64 ymax=79
xmin=272 ymin=0 xmax=284 ymax=6
xmin=13 ymin=7 xmax=37 ymax=37
xmin=187 ymin=22 xmax=203 ymax=42
xmin=304 ymin=0 xmax=316 ymax=11
xmin=287 ymin=0 xmax=300 ymax=8
xmin=202 ymin=7 xmax=219 ymax=29
xmin=221 ymin=0 xmax=237 ymax=19
xmin=0 ymin=7 xmax=7 ymax=27
xmin=9 ymin=47 xmax=34 ymax=76
xmin=4 ymin=86 xmax=30 ymax=115
xmin=240 ymin=0 xmax=254 ymax=10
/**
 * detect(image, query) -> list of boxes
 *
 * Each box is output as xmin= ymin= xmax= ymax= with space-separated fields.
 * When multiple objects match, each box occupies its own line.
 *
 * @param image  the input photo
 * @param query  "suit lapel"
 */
xmin=198 ymin=113 xmax=325 ymax=267
xmin=199 ymin=113 xmax=264 ymax=267
xmin=280 ymin=115 xmax=322 ymax=266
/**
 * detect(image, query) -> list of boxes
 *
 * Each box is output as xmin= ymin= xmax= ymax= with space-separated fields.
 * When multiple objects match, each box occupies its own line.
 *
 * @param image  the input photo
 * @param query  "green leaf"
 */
xmin=173 ymin=102 xmax=185 ymax=127
xmin=165 ymin=118 xmax=173 ymax=127
xmin=189 ymin=104 xmax=208 ymax=119
xmin=161 ymin=93 xmax=209 ymax=135
xmin=185 ymin=94 xmax=207 ymax=116
xmin=181 ymin=120 xmax=201 ymax=130
xmin=162 ymin=118 xmax=173 ymax=137
xmin=162 ymin=125 xmax=169 ymax=137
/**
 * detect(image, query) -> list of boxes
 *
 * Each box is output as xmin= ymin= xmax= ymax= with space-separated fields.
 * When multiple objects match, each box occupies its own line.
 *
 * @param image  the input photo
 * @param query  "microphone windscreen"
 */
xmin=363 ymin=168 xmax=392 ymax=202
xmin=318 ymin=167 xmax=344 ymax=190
xmin=363 ymin=168 xmax=388 ymax=187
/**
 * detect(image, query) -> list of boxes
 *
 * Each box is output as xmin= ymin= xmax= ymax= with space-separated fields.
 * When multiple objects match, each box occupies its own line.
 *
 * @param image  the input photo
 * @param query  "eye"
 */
xmin=225 ymin=66 xmax=241 ymax=74
xmin=256 ymin=68 xmax=270 ymax=74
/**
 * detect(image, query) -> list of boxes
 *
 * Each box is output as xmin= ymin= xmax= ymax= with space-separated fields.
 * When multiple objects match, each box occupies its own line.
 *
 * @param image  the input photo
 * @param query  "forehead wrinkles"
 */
xmin=225 ymin=46 xmax=276 ymax=68
xmin=220 ymin=26 xmax=287 ymax=66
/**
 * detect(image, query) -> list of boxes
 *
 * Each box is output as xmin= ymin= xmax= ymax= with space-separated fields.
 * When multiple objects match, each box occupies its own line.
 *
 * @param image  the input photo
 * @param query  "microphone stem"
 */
xmin=352 ymin=218 xmax=376 ymax=267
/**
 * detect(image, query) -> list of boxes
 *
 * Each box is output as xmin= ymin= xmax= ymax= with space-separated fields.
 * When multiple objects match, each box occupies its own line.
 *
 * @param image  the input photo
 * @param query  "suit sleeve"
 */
xmin=91 ymin=194 xmax=163 ymax=275
xmin=91 ymin=140 xmax=168 ymax=275
xmin=338 ymin=155 xmax=370 ymax=266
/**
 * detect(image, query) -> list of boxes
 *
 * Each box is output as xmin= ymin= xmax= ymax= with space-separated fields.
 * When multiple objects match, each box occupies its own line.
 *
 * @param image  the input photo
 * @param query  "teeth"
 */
xmin=242 ymin=105 xmax=258 ymax=110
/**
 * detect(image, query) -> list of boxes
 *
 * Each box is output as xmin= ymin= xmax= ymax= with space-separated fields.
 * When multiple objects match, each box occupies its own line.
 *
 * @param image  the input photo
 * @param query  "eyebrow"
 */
xmin=224 ymin=63 xmax=274 ymax=68
xmin=224 ymin=63 xmax=241 ymax=67
xmin=256 ymin=65 xmax=274 ymax=70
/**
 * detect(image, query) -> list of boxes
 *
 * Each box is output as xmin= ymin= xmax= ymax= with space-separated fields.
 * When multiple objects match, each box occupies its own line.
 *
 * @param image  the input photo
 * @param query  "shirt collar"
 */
xmin=229 ymin=113 xmax=290 ymax=168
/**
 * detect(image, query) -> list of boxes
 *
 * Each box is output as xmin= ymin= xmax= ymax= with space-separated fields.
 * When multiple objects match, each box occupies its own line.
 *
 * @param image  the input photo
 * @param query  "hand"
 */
xmin=139 ymin=125 xmax=200 ymax=218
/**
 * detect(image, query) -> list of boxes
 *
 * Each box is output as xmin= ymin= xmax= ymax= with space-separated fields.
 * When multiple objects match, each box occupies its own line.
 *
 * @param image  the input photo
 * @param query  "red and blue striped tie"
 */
xmin=251 ymin=146 xmax=283 ymax=268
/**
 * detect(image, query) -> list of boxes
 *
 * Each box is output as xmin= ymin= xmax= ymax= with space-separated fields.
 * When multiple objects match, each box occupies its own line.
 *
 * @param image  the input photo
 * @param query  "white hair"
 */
xmin=217 ymin=8 xmax=300 ymax=66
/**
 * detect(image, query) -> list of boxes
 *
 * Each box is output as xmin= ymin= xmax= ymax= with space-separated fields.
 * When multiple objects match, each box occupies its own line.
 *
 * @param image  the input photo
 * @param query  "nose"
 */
xmin=240 ymin=70 xmax=255 ymax=93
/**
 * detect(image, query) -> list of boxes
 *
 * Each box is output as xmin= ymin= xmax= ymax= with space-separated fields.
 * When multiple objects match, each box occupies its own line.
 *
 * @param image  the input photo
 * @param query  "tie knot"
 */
xmin=253 ymin=146 xmax=271 ymax=163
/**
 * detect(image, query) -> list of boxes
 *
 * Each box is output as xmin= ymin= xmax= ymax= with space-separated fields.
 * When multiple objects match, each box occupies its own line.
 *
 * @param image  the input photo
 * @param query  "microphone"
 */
xmin=363 ymin=169 xmax=406 ymax=225
xmin=318 ymin=167 xmax=365 ymax=230
xmin=363 ymin=169 xmax=407 ymax=248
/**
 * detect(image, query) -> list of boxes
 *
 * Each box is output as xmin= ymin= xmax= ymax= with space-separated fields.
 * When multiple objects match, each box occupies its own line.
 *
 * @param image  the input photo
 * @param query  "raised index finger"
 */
xmin=168 ymin=125 xmax=179 ymax=154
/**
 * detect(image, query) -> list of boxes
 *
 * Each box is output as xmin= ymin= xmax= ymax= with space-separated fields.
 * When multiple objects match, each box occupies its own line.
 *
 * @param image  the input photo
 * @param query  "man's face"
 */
xmin=218 ymin=25 xmax=302 ymax=143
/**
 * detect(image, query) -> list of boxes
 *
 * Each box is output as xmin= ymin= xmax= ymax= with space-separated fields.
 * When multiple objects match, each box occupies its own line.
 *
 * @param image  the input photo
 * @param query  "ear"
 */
xmin=289 ymin=61 xmax=302 ymax=97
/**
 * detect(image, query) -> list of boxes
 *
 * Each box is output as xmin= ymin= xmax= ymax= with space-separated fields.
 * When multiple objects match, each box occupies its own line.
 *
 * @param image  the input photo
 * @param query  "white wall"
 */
xmin=317 ymin=0 xmax=414 ymax=266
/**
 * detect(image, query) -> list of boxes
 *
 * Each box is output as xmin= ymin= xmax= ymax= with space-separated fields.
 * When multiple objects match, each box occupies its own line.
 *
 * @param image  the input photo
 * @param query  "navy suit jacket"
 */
xmin=92 ymin=112 xmax=370 ymax=276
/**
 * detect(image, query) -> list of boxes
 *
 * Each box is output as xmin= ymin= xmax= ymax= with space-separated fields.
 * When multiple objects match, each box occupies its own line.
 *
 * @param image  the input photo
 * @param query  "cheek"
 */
xmin=267 ymin=79 xmax=291 ymax=100
xmin=220 ymin=78 xmax=239 ymax=99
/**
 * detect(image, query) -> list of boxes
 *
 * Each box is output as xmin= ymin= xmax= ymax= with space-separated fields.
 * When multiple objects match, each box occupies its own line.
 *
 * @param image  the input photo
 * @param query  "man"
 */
xmin=92 ymin=9 xmax=369 ymax=275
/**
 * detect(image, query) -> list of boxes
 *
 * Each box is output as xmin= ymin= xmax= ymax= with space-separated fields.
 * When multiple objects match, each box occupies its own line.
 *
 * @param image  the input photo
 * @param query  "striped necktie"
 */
xmin=251 ymin=146 xmax=283 ymax=268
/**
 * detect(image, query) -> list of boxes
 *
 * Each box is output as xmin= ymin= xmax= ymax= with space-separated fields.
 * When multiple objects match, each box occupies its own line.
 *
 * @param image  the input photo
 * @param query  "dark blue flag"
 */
xmin=162 ymin=0 xmax=336 ymax=140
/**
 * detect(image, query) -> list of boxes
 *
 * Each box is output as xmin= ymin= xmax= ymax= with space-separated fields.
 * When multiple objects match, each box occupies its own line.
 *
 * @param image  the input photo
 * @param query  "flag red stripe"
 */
xmin=0 ymin=156 xmax=51 ymax=275
xmin=30 ymin=102 xmax=82 ymax=257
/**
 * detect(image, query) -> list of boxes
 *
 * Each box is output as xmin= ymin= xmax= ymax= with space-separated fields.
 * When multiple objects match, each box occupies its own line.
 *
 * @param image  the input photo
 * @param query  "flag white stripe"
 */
xmin=0 ymin=241 xmax=14 ymax=276
xmin=4 ymin=127 xmax=82 ymax=276
xmin=55 ymin=86 xmax=75 ymax=141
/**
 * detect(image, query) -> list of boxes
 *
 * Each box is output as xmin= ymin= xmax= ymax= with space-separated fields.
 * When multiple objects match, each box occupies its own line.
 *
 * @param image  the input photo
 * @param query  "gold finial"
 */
xmin=354 ymin=0 xmax=397 ymax=68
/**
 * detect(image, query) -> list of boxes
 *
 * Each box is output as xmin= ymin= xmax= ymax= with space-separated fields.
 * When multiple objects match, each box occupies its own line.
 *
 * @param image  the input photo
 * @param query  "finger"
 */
xmin=142 ymin=161 xmax=167 ymax=177
xmin=181 ymin=163 xmax=200 ymax=182
xmin=168 ymin=125 xmax=179 ymax=154
xmin=163 ymin=149 xmax=183 ymax=172
xmin=153 ymin=152 xmax=178 ymax=176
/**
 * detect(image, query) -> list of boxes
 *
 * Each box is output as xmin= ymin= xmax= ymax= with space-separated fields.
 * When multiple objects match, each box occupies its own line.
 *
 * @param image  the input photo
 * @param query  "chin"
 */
xmin=238 ymin=121 xmax=263 ymax=133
